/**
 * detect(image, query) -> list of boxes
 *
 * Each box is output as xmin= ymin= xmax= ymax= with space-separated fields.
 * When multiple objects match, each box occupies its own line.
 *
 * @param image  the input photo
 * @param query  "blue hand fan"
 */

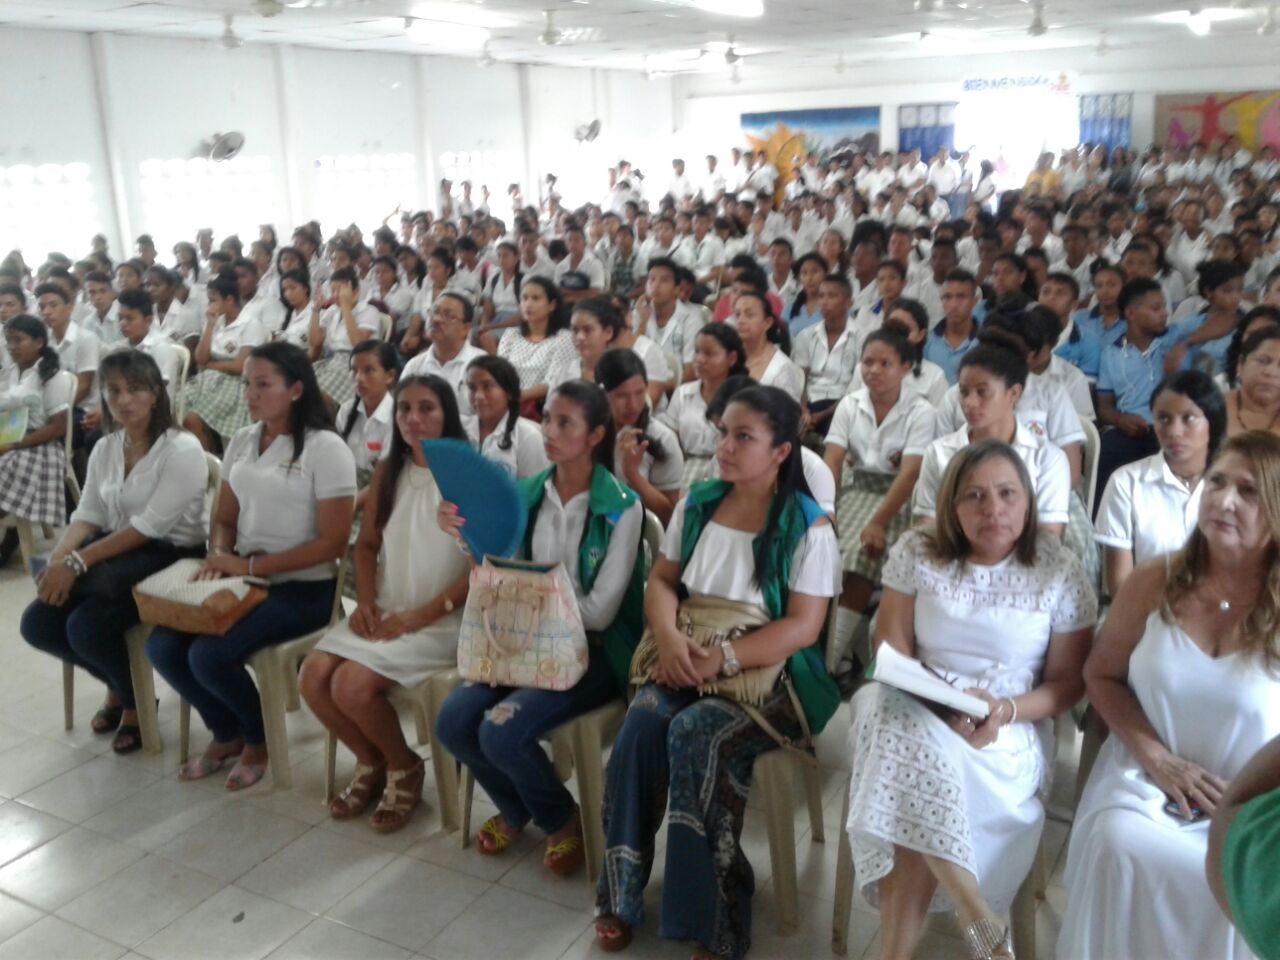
xmin=420 ymin=438 xmax=527 ymax=562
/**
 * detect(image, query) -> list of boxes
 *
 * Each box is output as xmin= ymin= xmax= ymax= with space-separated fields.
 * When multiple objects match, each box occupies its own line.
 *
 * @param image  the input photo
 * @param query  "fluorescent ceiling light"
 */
xmin=410 ymin=2 xmax=516 ymax=29
xmin=405 ymin=18 xmax=490 ymax=49
xmin=692 ymin=0 xmax=764 ymax=17
xmin=1152 ymin=7 xmax=1251 ymax=35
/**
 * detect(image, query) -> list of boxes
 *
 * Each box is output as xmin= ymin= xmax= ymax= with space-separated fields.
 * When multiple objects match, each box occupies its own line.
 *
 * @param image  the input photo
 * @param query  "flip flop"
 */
xmin=594 ymin=916 xmax=633 ymax=953
xmin=177 ymin=754 xmax=230 ymax=782
xmin=91 ymin=705 xmax=124 ymax=734
xmin=224 ymin=760 xmax=267 ymax=792
xmin=111 ymin=724 xmax=143 ymax=755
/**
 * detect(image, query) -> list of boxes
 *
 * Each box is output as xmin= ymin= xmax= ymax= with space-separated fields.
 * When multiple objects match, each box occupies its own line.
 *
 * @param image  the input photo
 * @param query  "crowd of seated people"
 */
xmin=2 ymin=135 xmax=1280 ymax=960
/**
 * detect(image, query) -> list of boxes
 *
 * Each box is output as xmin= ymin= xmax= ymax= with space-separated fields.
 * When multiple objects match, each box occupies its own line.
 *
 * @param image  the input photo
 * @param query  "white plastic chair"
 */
xmin=1078 ymin=416 xmax=1100 ymax=514
xmin=170 ymin=343 xmax=191 ymax=422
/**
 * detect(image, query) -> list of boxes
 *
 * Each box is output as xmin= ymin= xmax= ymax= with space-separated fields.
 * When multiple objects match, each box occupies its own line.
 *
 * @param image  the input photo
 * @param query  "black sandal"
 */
xmin=111 ymin=724 xmax=143 ymax=754
xmin=91 ymin=705 xmax=124 ymax=734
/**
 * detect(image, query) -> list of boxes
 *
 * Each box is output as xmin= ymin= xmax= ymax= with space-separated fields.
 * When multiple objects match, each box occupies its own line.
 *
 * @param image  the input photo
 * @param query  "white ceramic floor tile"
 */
xmin=134 ymin=885 xmax=311 ymax=960
xmin=56 ymin=854 xmax=224 ymax=948
xmin=17 ymin=756 xmax=159 ymax=823
xmin=324 ymin=857 xmax=488 ymax=951
xmin=0 ymin=827 xmax=144 ymax=911
xmin=497 ymin=840 xmax=597 ymax=911
xmin=0 ymin=892 xmax=44 ymax=944
xmin=152 ymin=804 xmax=310 ymax=883
xmin=404 ymin=824 xmax=538 ymax=883
xmin=0 ymin=914 xmax=126 ymax=960
xmin=81 ymin=779 xmax=227 ymax=852
xmin=0 ymin=739 xmax=99 ymax=798
xmin=423 ymin=885 xmax=591 ymax=960
xmin=0 ymin=800 xmax=74 ymax=869
xmin=264 ymin=917 xmax=414 ymax=960
xmin=238 ymin=829 xmax=394 ymax=914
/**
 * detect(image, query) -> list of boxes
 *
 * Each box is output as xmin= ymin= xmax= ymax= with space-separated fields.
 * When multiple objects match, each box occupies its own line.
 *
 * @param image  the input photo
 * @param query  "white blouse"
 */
xmin=276 ymin=307 xmax=311 ymax=348
xmin=614 ymin=416 xmax=684 ymax=491
xmin=485 ymin=271 xmax=521 ymax=315
xmin=936 ymin=372 xmax=1086 ymax=451
xmin=660 ymin=380 xmax=719 ymax=458
xmin=364 ymin=281 xmax=414 ymax=321
xmin=335 ymin=393 xmax=394 ymax=473
xmin=757 ymin=348 xmax=805 ymax=402
xmin=71 ymin=429 xmax=207 ymax=548
xmin=826 ymin=389 xmax=938 ymax=476
xmin=792 ymin=323 xmax=860 ymax=403
xmin=662 ymin=496 xmax=839 ymax=608
xmin=530 ymin=472 xmax=643 ymax=631
xmin=847 ymin=359 xmax=949 ymax=408
xmin=222 ymin=425 xmax=357 ymax=582
xmin=497 ymin=329 xmax=577 ymax=391
xmin=1094 ymin=452 xmax=1202 ymax=564
xmin=207 ymin=313 xmax=268 ymax=361
xmin=319 ymin=301 xmax=381 ymax=353
xmin=401 ymin=342 xmax=487 ymax=418
xmin=0 ymin=364 xmax=73 ymax=429
xmin=914 ymin=422 xmax=1071 ymax=525
xmin=469 ymin=415 xmax=548 ymax=481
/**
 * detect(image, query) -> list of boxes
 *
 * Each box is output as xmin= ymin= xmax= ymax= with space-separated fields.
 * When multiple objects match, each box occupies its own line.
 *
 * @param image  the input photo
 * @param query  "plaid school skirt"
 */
xmin=0 ymin=441 xmax=67 ymax=526
xmin=836 ymin=470 xmax=912 ymax=582
xmin=314 ymin=354 xmax=355 ymax=407
xmin=184 ymin=370 xmax=251 ymax=441
xmin=680 ymin=454 xmax=715 ymax=492
xmin=1064 ymin=490 xmax=1101 ymax=595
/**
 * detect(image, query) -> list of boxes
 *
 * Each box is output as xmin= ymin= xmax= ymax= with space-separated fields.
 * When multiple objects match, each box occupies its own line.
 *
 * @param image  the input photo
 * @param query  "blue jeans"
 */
xmin=435 ymin=647 xmax=618 ymax=835
xmin=146 ymin=578 xmax=335 ymax=745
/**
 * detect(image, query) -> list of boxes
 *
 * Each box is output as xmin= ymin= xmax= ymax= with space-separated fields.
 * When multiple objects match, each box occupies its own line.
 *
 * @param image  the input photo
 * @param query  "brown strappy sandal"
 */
xmin=329 ymin=763 xmax=386 ymax=820
xmin=369 ymin=759 xmax=425 ymax=834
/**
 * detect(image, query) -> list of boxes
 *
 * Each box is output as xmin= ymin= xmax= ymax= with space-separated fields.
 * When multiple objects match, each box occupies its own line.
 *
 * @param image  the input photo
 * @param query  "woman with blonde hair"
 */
xmin=1060 ymin=431 xmax=1280 ymax=960
xmin=846 ymin=439 xmax=1095 ymax=960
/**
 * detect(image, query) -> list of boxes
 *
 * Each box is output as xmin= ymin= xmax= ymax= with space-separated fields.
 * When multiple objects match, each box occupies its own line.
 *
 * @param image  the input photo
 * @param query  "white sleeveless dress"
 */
xmin=315 ymin=462 xmax=469 ymax=687
xmin=1058 ymin=608 xmax=1280 ymax=960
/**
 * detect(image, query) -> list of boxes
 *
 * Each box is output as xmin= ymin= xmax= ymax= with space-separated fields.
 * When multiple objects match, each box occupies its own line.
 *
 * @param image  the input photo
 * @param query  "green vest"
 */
xmin=521 ymin=465 xmax=647 ymax=692
xmin=677 ymin=479 xmax=841 ymax=734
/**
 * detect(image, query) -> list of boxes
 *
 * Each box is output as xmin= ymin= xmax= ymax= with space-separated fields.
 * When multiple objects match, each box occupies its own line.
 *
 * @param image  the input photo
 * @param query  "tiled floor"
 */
xmin=0 ymin=562 xmax=1078 ymax=960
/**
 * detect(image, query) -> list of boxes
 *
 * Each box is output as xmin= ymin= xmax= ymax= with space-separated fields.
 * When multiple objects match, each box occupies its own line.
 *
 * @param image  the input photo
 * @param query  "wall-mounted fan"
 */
xmin=196 ymin=132 xmax=246 ymax=162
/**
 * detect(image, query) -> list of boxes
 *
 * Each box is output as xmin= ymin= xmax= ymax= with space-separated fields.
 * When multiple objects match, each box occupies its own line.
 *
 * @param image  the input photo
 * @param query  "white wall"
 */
xmin=0 ymin=25 xmax=674 ymax=264
xmin=677 ymin=41 xmax=1280 ymax=162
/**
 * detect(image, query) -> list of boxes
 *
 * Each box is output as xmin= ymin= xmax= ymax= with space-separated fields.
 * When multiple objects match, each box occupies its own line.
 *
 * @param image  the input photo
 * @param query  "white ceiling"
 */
xmin=0 ymin=0 xmax=1274 ymax=73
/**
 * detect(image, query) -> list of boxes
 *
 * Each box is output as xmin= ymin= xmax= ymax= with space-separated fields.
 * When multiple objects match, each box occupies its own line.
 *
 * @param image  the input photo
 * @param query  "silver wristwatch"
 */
xmin=719 ymin=638 xmax=742 ymax=678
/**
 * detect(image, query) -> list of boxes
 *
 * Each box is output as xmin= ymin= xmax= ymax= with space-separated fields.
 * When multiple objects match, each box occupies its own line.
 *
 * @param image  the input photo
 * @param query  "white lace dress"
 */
xmin=845 ymin=529 xmax=1096 ymax=913
xmin=1057 ymin=609 xmax=1280 ymax=960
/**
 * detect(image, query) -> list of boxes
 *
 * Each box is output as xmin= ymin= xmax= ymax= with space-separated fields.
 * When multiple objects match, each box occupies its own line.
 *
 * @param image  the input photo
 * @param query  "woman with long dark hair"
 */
xmin=465 ymin=354 xmax=548 ymax=480
xmin=497 ymin=275 xmax=576 ymax=416
xmin=594 ymin=385 xmax=840 ymax=960
xmin=301 ymin=374 xmax=470 ymax=833
xmin=148 ymin=342 xmax=356 ymax=790
xmin=661 ymin=323 xmax=749 ymax=489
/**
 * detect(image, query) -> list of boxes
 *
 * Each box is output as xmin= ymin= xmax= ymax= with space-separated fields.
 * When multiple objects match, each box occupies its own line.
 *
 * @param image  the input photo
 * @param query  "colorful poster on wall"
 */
xmin=1155 ymin=91 xmax=1280 ymax=151
xmin=740 ymin=106 xmax=880 ymax=200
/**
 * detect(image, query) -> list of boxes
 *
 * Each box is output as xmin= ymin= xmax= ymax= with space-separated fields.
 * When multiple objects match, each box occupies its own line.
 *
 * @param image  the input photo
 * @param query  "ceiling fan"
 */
xmin=538 ymin=9 xmax=604 ymax=46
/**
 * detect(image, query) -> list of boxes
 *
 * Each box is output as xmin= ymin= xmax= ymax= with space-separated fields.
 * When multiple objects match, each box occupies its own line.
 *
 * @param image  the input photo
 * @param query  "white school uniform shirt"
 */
xmin=106 ymin=328 xmax=182 ymax=395
xmin=792 ymin=321 xmax=859 ymax=403
xmin=402 ymin=342 xmax=487 ymax=418
xmin=914 ymin=422 xmax=1070 ymax=525
xmin=757 ymin=348 xmax=805 ymax=402
xmin=469 ymin=415 xmax=549 ymax=481
xmin=644 ymin=301 xmax=701 ymax=368
xmin=690 ymin=233 xmax=727 ymax=276
xmin=1049 ymin=255 xmax=1096 ymax=303
xmin=484 ymin=271 xmax=521 ymax=316
xmin=530 ymin=471 xmax=642 ymax=631
xmin=221 ymin=424 xmax=357 ymax=582
xmin=51 ymin=322 xmax=101 ymax=408
xmin=319 ymin=301 xmax=381 ymax=353
xmin=769 ymin=271 xmax=800 ymax=307
xmin=1045 ymin=354 xmax=1095 ymax=422
xmin=631 ymin=334 xmax=673 ymax=388
xmin=207 ymin=312 xmax=268 ymax=361
xmin=71 ymin=428 xmax=207 ymax=548
xmin=1101 ymin=231 xmax=1133 ymax=265
xmin=277 ymin=307 xmax=312 ymax=348
xmin=847 ymin=359 xmax=949 ymax=409
xmin=335 ymin=392 xmax=393 ymax=473
xmin=246 ymin=289 xmax=287 ymax=336
xmin=614 ymin=416 xmax=684 ymax=492
xmin=1094 ymin=452 xmax=1202 ymax=566
xmin=936 ymin=372 xmax=1086 ymax=452
xmin=365 ymin=281 xmax=414 ymax=322
xmin=452 ymin=262 xmax=485 ymax=304
xmin=1166 ymin=229 xmax=1212 ymax=283
xmin=83 ymin=301 xmax=122 ymax=346
xmin=0 ymin=363 xmax=74 ymax=429
xmin=659 ymin=380 xmax=718 ymax=458
xmin=905 ymin=275 xmax=944 ymax=324
xmin=156 ymin=299 xmax=201 ymax=343
xmin=1016 ymin=232 xmax=1064 ymax=262
xmin=554 ymin=252 xmax=607 ymax=291
xmin=519 ymin=251 xmax=558 ymax=283
xmin=826 ymin=388 xmax=938 ymax=476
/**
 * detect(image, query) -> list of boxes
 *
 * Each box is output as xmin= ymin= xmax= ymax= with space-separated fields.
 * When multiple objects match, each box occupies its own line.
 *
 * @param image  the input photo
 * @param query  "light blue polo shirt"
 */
xmin=1056 ymin=306 xmax=1127 ymax=382
xmin=924 ymin=318 xmax=980 ymax=385
xmin=1097 ymin=328 xmax=1189 ymax=422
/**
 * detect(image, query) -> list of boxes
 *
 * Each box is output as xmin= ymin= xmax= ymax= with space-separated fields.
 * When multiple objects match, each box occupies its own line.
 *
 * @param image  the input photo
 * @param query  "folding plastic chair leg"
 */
xmin=424 ymin=676 xmax=461 ymax=833
xmin=323 ymin=730 xmax=338 ymax=805
xmin=831 ymin=775 xmax=856 ymax=954
xmin=179 ymin=700 xmax=191 ymax=763
xmin=251 ymin=656 xmax=293 ymax=790
xmin=124 ymin=626 xmax=162 ymax=753
xmin=459 ymin=766 xmax=475 ymax=849
xmin=62 ymin=662 xmax=74 ymax=731
xmin=802 ymin=762 xmax=825 ymax=843
xmin=565 ymin=716 xmax=608 ymax=884
xmin=1009 ymin=840 xmax=1043 ymax=960
xmin=755 ymin=751 xmax=799 ymax=934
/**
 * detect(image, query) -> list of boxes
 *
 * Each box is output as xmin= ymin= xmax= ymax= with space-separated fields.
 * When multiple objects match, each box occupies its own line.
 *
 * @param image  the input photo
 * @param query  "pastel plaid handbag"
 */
xmin=457 ymin=556 xmax=588 ymax=690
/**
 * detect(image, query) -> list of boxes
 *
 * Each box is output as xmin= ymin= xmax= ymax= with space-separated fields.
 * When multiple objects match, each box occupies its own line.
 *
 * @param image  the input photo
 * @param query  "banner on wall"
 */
xmin=898 ymin=103 xmax=957 ymax=158
xmin=1154 ymin=91 xmax=1280 ymax=151
xmin=740 ymin=107 xmax=880 ymax=199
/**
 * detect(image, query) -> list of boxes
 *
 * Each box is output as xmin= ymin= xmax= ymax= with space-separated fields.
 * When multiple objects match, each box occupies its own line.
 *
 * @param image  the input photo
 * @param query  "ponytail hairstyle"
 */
xmin=4 ymin=314 xmax=61 ymax=383
xmin=595 ymin=347 xmax=667 ymax=463
xmin=695 ymin=322 xmax=749 ymax=378
xmin=957 ymin=337 xmax=1030 ymax=391
xmin=736 ymin=288 xmax=792 ymax=356
xmin=466 ymin=354 xmax=521 ymax=451
xmin=978 ymin=308 xmax=1043 ymax=358
xmin=340 ymin=339 xmax=400 ymax=441
xmin=549 ymin=378 xmax=616 ymax=473
xmin=883 ymin=296 xmax=929 ymax=377
xmin=374 ymin=374 xmax=467 ymax=531
xmin=719 ymin=384 xmax=815 ymax=589
xmin=246 ymin=341 xmax=333 ymax=461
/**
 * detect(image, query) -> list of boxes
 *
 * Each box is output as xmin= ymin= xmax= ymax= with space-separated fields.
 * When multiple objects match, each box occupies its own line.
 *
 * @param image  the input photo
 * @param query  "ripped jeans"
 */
xmin=434 ymin=647 xmax=618 ymax=834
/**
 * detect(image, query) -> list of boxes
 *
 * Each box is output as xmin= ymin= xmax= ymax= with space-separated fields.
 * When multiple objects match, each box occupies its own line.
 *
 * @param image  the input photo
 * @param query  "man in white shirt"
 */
xmin=666 ymin=159 xmax=695 ymax=207
xmin=641 ymin=218 xmax=693 ymax=273
xmin=402 ymin=292 xmax=486 ymax=417
xmin=780 ymin=204 xmax=820 ymax=258
xmin=1015 ymin=205 xmax=1064 ymax=262
xmin=925 ymin=147 xmax=963 ymax=219
xmin=1049 ymin=224 xmax=1096 ymax=305
xmin=723 ymin=147 xmax=746 ymax=195
xmin=905 ymin=239 xmax=958 ymax=324
xmin=145 ymin=267 xmax=201 ymax=346
xmin=1166 ymin=199 xmax=1212 ymax=282
xmin=700 ymin=154 xmax=726 ymax=205
xmin=860 ymin=152 xmax=897 ymax=201
xmin=107 ymin=288 xmax=183 ymax=404
xmin=553 ymin=225 xmax=607 ymax=301
xmin=896 ymin=149 xmax=927 ymax=195
xmin=37 ymin=281 xmax=100 ymax=409
xmin=688 ymin=208 xmax=727 ymax=287
xmin=82 ymin=270 xmax=122 ymax=346
xmin=744 ymin=150 xmax=778 ymax=200
xmin=451 ymin=237 xmax=486 ymax=303
xmin=517 ymin=230 xmax=557 ymax=282
xmin=793 ymin=274 xmax=859 ymax=435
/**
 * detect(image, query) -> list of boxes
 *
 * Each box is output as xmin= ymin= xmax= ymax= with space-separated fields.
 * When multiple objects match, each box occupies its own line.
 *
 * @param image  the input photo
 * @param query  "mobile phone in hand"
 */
xmin=1163 ymin=799 xmax=1208 ymax=823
